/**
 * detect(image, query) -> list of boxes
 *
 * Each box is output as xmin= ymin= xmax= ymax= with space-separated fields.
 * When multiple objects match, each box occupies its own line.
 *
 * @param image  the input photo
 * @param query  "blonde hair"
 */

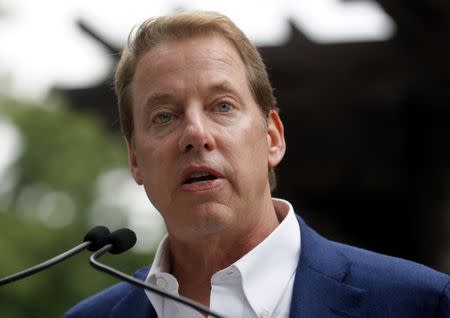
xmin=115 ymin=10 xmax=279 ymax=190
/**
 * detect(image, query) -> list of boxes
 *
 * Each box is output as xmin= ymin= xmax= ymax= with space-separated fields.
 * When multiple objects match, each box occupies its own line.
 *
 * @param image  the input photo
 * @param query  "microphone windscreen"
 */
xmin=84 ymin=226 xmax=111 ymax=251
xmin=108 ymin=228 xmax=137 ymax=254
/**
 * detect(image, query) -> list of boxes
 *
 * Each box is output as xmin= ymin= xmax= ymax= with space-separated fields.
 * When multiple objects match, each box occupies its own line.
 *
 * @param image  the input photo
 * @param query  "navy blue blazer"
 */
xmin=66 ymin=216 xmax=450 ymax=317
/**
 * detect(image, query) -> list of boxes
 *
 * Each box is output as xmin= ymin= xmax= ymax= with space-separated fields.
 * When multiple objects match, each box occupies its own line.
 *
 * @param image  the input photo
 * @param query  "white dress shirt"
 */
xmin=144 ymin=198 xmax=301 ymax=318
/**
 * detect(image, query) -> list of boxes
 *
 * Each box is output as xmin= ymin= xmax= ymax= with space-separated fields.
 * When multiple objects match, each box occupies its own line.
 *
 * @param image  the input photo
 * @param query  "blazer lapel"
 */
xmin=109 ymin=268 xmax=157 ymax=318
xmin=110 ymin=287 xmax=156 ymax=318
xmin=289 ymin=216 xmax=367 ymax=318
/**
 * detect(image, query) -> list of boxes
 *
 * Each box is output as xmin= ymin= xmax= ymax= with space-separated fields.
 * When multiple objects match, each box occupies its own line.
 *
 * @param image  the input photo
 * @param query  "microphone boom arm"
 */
xmin=0 ymin=241 xmax=91 ymax=286
xmin=90 ymin=244 xmax=225 ymax=318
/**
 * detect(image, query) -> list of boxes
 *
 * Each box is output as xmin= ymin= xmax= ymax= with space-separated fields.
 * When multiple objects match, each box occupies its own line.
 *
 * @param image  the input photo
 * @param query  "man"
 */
xmin=66 ymin=10 xmax=449 ymax=318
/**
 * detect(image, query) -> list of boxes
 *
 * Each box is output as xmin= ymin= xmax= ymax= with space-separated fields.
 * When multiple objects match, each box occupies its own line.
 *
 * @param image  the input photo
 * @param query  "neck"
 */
xmin=168 ymin=197 xmax=280 ymax=307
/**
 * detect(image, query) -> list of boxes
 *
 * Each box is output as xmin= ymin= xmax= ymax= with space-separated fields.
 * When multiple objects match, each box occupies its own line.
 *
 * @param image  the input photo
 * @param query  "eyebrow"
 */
xmin=142 ymin=80 xmax=242 ymax=113
xmin=207 ymin=81 xmax=240 ymax=97
xmin=142 ymin=93 xmax=177 ymax=118
xmin=145 ymin=93 xmax=176 ymax=108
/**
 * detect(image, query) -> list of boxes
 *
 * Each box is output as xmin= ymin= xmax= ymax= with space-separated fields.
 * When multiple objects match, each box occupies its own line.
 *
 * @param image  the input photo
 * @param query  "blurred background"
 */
xmin=0 ymin=1 xmax=449 ymax=317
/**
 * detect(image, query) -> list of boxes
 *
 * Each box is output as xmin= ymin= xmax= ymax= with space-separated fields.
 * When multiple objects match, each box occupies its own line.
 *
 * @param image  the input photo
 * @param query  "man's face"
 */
xmin=128 ymin=34 xmax=285 ymax=241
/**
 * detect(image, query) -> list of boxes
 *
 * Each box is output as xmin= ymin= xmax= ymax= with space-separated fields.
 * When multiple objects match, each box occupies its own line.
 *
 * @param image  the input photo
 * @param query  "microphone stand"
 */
xmin=90 ymin=244 xmax=225 ymax=318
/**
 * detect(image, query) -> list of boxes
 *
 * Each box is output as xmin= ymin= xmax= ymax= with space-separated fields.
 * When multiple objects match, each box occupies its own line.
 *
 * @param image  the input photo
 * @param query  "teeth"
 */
xmin=189 ymin=172 xmax=210 ymax=178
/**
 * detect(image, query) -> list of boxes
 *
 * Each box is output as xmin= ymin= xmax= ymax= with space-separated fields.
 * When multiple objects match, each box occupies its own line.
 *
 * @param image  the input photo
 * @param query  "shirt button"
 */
xmin=156 ymin=277 xmax=167 ymax=289
xmin=259 ymin=310 xmax=270 ymax=318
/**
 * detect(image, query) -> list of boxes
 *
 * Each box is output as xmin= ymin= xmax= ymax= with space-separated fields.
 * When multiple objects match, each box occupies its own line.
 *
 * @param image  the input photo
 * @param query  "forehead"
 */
xmin=149 ymin=34 xmax=243 ymax=69
xmin=130 ymin=34 xmax=250 ymax=104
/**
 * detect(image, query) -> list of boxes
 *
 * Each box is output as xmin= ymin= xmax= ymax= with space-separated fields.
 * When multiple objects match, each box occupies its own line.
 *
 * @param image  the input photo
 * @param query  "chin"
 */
xmin=183 ymin=204 xmax=232 ymax=236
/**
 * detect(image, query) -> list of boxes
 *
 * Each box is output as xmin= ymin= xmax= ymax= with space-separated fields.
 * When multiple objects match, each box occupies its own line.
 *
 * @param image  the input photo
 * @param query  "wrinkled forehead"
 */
xmin=136 ymin=33 xmax=246 ymax=75
xmin=153 ymin=37 xmax=241 ymax=72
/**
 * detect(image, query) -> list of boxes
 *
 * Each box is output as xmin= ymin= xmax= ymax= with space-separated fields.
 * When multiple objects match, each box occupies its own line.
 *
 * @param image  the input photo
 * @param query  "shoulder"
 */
xmin=333 ymin=240 xmax=449 ymax=288
xmin=332 ymin=240 xmax=450 ymax=315
xmin=296 ymin=215 xmax=449 ymax=316
xmin=296 ymin=214 xmax=449 ymax=291
xmin=64 ymin=267 xmax=150 ymax=318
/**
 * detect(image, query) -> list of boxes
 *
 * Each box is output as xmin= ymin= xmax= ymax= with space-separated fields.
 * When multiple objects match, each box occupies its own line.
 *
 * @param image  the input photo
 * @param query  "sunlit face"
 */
xmin=128 ymin=34 xmax=285 ymax=241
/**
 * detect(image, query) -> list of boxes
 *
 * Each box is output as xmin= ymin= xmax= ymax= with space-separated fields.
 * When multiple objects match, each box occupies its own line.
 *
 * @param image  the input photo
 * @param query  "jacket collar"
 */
xmin=109 ymin=268 xmax=157 ymax=318
xmin=109 ymin=215 xmax=366 ymax=318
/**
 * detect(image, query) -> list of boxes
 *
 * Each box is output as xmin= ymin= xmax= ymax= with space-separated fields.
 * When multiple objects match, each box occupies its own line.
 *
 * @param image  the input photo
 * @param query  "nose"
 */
xmin=178 ymin=110 xmax=215 ymax=153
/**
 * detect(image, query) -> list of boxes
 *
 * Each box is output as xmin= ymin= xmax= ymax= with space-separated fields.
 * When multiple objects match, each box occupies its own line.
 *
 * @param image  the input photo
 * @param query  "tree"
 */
xmin=0 ymin=95 xmax=155 ymax=317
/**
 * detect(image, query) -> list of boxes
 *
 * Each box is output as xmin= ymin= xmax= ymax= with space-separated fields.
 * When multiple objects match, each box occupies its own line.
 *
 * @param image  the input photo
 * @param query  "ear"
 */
xmin=266 ymin=110 xmax=286 ymax=168
xmin=126 ymin=138 xmax=144 ymax=185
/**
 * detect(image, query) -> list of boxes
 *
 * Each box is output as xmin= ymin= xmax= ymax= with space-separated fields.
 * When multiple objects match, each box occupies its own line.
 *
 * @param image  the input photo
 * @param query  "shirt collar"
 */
xmin=219 ymin=198 xmax=300 ymax=316
xmin=148 ymin=234 xmax=171 ymax=275
xmin=145 ymin=198 xmax=301 ymax=317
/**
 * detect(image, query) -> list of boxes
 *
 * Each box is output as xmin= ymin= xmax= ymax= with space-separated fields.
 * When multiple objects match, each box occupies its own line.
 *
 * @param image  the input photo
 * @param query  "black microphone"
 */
xmin=90 ymin=228 xmax=225 ymax=318
xmin=0 ymin=226 xmax=110 ymax=286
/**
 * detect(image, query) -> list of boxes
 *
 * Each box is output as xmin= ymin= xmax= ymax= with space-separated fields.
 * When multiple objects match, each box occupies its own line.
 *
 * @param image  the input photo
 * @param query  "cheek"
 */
xmin=222 ymin=123 xmax=269 ymax=172
xmin=140 ymin=135 xmax=181 ymax=189
xmin=138 ymin=145 xmax=171 ymax=212
xmin=136 ymin=140 xmax=169 ymax=182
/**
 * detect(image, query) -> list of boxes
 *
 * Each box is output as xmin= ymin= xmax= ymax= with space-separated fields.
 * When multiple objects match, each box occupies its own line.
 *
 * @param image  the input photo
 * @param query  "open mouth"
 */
xmin=184 ymin=172 xmax=218 ymax=184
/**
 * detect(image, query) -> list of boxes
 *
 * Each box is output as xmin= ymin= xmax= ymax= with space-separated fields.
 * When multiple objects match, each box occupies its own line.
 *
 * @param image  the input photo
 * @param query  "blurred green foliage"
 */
xmin=0 ymin=96 xmax=153 ymax=317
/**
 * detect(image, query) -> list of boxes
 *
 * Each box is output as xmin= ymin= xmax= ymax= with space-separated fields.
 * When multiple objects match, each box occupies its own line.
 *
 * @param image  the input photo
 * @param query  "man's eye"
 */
xmin=154 ymin=112 xmax=173 ymax=124
xmin=217 ymin=102 xmax=232 ymax=112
